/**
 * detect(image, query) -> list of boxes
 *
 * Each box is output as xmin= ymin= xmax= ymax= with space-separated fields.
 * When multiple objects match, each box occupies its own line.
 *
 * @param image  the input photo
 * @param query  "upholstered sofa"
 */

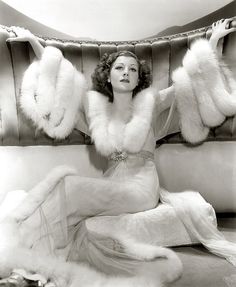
xmin=0 ymin=22 xmax=236 ymax=287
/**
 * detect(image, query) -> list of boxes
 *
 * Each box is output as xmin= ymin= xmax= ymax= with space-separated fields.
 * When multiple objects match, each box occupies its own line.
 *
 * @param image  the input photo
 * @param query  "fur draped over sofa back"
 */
xmin=0 ymin=24 xmax=236 ymax=146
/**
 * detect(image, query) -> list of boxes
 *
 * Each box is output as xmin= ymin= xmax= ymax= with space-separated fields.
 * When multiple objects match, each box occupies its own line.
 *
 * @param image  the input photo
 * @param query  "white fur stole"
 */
xmin=87 ymin=88 xmax=155 ymax=157
xmin=20 ymin=46 xmax=87 ymax=139
xmin=173 ymin=39 xmax=236 ymax=144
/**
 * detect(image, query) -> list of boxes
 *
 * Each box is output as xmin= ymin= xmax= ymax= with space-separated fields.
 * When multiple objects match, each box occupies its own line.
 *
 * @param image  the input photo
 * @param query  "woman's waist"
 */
xmin=108 ymin=150 xmax=154 ymax=163
xmin=105 ymin=150 xmax=157 ymax=179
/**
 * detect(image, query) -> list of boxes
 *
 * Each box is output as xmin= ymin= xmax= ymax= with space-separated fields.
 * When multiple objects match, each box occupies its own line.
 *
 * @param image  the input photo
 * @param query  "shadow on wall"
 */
xmin=0 ymin=0 xmax=95 ymax=40
xmin=0 ymin=0 xmax=235 ymax=41
xmin=146 ymin=0 xmax=236 ymax=39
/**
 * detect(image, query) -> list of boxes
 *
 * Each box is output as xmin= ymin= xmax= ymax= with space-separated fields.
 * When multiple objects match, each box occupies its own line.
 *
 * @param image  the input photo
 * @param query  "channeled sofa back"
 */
xmin=0 ymin=24 xmax=236 ymax=146
xmin=1 ymin=24 xmax=236 ymax=212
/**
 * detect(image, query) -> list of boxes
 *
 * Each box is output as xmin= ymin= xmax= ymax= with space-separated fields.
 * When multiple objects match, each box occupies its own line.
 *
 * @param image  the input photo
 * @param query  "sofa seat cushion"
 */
xmin=172 ymin=216 xmax=236 ymax=287
xmin=155 ymin=141 xmax=236 ymax=212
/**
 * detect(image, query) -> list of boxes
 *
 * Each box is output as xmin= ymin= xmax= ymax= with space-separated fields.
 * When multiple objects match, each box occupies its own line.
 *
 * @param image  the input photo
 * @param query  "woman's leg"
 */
xmin=63 ymin=173 xmax=157 ymax=218
xmin=19 ymin=163 xmax=158 ymax=252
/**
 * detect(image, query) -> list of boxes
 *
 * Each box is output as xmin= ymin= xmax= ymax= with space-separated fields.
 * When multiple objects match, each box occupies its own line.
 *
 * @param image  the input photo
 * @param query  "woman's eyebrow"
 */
xmin=114 ymin=63 xmax=138 ymax=67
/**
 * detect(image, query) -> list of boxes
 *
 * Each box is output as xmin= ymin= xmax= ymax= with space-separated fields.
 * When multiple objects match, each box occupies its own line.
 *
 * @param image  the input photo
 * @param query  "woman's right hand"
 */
xmin=6 ymin=26 xmax=36 ymax=43
xmin=6 ymin=26 xmax=44 ymax=59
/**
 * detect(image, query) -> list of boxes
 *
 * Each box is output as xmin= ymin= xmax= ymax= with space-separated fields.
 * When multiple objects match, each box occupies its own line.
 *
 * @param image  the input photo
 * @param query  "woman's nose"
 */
xmin=123 ymin=68 xmax=129 ymax=76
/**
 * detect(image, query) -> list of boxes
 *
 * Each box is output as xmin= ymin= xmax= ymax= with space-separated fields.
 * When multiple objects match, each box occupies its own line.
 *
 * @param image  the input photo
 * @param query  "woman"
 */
xmin=0 ymin=19 xmax=236 ymax=287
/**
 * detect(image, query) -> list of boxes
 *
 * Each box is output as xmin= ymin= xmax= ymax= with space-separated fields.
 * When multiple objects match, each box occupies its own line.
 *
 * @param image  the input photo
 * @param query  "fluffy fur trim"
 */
xmin=172 ymin=67 xmax=209 ymax=143
xmin=123 ymin=88 xmax=155 ymax=153
xmin=10 ymin=166 xmax=77 ymax=223
xmin=116 ymin=236 xmax=183 ymax=284
xmin=87 ymin=91 xmax=117 ymax=156
xmin=87 ymin=88 xmax=155 ymax=156
xmin=182 ymin=48 xmax=225 ymax=127
xmin=190 ymin=39 xmax=236 ymax=117
xmin=21 ymin=46 xmax=87 ymax=139
xmin=173 ymin=38 xmax=236 ymax=143
xmin=0 ymin=222 xmax=182 ymax=287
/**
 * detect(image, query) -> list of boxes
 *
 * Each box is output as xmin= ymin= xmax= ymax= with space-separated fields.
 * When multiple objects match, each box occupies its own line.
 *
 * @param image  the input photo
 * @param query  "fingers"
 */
xmin=210 ymin=17 xmax=236 ymax=42
xmin=228 ymin=27 xmax=236 ymax=34
xmin=229 ymin=18 xmax=236 ymax=29
xmin=6 ymin=26 xmax=34 ymax=44
xmin=212 ymin=18 xmax=234 ymax=29
xmin=9 ymin=26 xmax=32 ymax=37
xmin=223 ymin=18 xmax=233 ymax=29
xmin=6 ymin=37 xmax=23 ymax=43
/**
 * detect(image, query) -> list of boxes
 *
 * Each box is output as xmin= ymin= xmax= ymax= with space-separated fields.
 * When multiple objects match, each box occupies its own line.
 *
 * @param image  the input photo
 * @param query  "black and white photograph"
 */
xmin=0 ymin=0 xmax=236 ymax=286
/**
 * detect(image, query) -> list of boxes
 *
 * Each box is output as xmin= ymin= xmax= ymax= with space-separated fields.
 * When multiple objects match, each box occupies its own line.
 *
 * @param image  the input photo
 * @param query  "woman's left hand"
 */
xmin=211 ymin=18 xmax=236 ymax=39
xmin=209 ymin=18 xmax=236 ymax=50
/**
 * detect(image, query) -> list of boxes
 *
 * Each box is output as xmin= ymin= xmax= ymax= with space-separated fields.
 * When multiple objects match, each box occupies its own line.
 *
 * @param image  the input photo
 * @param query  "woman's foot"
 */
xmin=0 ymin=273 xmax=28 ymax=287
xmin=0 ymin=273 xmax=44 ymax=287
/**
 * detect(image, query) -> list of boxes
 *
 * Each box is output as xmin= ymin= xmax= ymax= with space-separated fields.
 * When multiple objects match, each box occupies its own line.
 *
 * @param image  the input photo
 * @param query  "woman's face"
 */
xmin=109 ymin=56 xmax=139 ymax=94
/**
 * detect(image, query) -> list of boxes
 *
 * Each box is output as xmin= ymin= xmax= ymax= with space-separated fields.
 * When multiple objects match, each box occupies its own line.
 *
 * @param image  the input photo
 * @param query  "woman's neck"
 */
xmin=112 ymin=92 xmax=133 ymax=121
xmin=113 ymin=92 xmax=132 ymax=109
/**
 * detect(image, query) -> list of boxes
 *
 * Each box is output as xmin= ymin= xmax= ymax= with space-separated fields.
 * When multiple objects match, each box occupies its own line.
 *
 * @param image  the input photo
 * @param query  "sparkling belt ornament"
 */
xmin=109 ymin=151 xmax=128 ymax=161
xmin=109 ymin=150 xmax=154 ymax=162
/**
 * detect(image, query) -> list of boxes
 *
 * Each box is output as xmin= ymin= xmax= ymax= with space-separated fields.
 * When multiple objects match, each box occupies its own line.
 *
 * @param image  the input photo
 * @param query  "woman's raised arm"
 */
xmin=155 ymin=18 xmax=236 ymax=112
xmin=209 ymin=18 xmax=236 ymax=52
xmin=153 ymin=18 xmax=236 ymax=142
xmin=6 ymin=26 xmax=44 ymax=59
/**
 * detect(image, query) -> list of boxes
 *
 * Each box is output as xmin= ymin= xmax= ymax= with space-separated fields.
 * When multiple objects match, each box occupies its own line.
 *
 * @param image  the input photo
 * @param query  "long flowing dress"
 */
xmin=0 ymin=63 xmax=183 ymax=286
xmin=16 ymin=87 xmax=165 ymax=273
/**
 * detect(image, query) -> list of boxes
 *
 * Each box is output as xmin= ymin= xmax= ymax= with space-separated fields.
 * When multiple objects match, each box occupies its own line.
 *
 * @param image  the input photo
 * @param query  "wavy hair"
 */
xmin=91 ymin=51 xmax=152 ymax=102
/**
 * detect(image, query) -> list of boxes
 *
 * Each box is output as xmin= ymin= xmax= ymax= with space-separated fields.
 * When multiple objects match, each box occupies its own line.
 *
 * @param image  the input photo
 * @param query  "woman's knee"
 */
xmin=119 ymin=185 xmax=157 ymax=214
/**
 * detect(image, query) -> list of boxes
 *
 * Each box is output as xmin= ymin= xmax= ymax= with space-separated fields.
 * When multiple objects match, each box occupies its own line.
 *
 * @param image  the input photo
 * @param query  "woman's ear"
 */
xmin=107 ymin=78 xmax=111 ymax=83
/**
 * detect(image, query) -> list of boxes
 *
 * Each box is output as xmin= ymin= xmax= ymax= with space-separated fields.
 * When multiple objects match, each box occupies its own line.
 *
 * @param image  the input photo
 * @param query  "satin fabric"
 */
xmin=19 ymin=150 xmax=236 ymax=277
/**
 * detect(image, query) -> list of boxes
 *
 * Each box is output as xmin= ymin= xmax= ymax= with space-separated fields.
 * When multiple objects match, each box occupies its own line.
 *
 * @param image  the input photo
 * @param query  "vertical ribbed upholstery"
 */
xmin=63 ymin=43 xmax=83 ymax=72
xmin=99 ymin=44 xmax=117 ymax=58
xmin=223 ymin=29 xmax=236 ymax=76
xmin=169 ymin=36 xmax=188 ymax=82
xmin=0 ymin=24 xmax=236 ymax=146
xmin=151 ymin=40 xmax=170 ymax=90
xmin=10 ymin=42 xmax=36 ymax=145
xmin=135 ymin=42 xmax=152 ymax=74
xmin=81 ymin=43 xmax=100 ymax=89
xmin=0 ymin=29 xmax=19 ymax=145
xmin=63 ymin=42 xmax=91 ymax=145
xmin=117 ymin=44 xmax=135 ymax=53
xmin=187 ymin=30 xmax=206 ymax=47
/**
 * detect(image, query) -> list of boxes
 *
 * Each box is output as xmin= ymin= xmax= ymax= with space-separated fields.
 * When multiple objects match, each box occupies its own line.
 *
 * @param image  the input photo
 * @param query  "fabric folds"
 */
xmin=160 ymin=188 xmax=236 ymax=267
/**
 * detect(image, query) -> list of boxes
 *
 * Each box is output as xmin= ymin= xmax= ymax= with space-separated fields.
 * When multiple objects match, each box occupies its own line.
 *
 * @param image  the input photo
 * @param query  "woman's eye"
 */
xmin=115 ymin=66 xmax=123 ymax=70
xmin=130 ymin=68 xmax=137 ymax=72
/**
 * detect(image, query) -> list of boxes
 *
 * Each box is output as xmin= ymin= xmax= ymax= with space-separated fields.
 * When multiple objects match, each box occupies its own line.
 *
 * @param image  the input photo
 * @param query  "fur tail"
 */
xmin=9 ymin=165 xmax=77 ymax=223
xmin=0 ymin=245 xmax=167 ymax=287
xmin=0 ymin=246 xmax=89 ymax=286
xmin=119 ymin=237 xmax=183 ymax=284
xmin=0 ymin=219 xmax=179 ymax=287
